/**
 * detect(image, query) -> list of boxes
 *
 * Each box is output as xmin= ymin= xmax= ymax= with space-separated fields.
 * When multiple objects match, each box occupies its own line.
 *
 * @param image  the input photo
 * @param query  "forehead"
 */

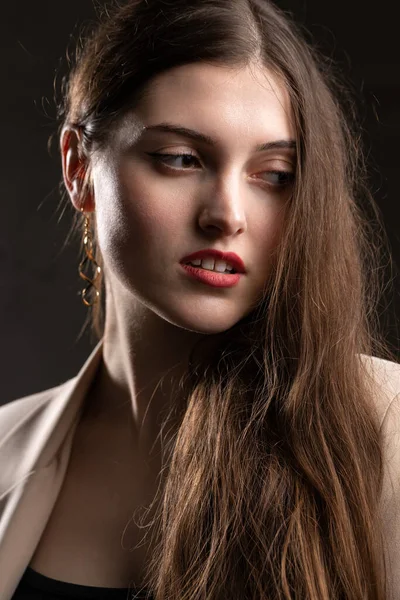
xmin=116 ymin=62 xmax=295 ymax=147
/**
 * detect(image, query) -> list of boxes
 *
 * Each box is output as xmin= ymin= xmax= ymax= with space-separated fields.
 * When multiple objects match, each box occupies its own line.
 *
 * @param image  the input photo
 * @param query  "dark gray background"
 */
xmin=1 ymin=1 xmax=399 ymax=403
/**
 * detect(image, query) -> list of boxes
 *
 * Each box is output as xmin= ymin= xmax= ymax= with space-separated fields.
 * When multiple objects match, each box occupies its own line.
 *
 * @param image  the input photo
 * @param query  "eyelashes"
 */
xmin=148 ymin=152 xmax=198 ymax=169
xmin=146 ymin=152 xmax=295 ymax=188
xmin=146 ymin=151 xmax=200 ymax=171
xmin=259 ymin=170 xmax=295 ymax=187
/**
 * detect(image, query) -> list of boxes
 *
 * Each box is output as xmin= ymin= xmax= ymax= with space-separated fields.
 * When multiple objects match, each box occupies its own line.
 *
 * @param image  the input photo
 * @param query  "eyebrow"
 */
xmin=143 ymin=122 xmax=296 ymax=153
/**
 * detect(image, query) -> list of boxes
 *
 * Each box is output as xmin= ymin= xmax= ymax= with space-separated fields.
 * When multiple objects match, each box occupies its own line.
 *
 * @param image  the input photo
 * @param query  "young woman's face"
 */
xmin=89 ymin=62 xmax=295 ymax=334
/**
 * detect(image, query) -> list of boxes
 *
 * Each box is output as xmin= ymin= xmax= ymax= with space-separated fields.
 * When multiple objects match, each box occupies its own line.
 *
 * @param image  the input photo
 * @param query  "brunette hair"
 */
xmin=56 ymin=0 xmax=398 ymax=598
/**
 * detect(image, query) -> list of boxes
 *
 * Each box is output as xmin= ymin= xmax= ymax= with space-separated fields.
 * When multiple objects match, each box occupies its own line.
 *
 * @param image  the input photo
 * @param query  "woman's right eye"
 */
xmin=146 ymin=152 xmax=201 ymax=170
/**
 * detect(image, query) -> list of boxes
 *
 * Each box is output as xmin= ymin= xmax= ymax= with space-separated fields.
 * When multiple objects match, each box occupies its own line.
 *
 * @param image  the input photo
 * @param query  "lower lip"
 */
xmin=180 ymin=263 xmax=242 ymax=287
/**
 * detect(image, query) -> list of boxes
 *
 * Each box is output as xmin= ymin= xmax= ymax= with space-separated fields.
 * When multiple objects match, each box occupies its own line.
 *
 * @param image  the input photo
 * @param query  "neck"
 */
xmin=82 ymin=275 xmax=205 ymax=460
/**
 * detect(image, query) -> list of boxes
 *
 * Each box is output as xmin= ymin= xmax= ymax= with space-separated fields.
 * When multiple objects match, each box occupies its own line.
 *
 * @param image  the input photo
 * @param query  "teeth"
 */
xmin=201 ymin=258 xmax=215 ymax=271
xmin=188 ymin=258 xmax=234 ymax=273
xmin=214 ymin=260 xmax=230 ymax=273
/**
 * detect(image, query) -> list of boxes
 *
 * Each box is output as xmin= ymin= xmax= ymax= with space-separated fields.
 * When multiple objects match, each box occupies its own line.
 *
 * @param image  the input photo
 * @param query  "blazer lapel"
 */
xmin=0 ymin=340 xmax=103 ymax=600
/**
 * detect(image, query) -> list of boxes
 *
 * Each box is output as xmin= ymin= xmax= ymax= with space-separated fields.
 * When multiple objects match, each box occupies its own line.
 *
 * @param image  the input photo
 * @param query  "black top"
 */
xmin=12 ymin=567 xmax=152 ymax=600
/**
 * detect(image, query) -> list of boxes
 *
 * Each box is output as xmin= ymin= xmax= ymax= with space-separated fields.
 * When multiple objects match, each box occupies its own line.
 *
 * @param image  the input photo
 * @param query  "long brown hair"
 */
xmin=56 ymin=0 xmax=398 ymax=597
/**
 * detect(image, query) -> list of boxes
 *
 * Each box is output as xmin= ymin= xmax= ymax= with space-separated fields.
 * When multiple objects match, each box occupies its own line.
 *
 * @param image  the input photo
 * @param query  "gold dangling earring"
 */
xmin=78 ymin=207 xmax=102 ymax=307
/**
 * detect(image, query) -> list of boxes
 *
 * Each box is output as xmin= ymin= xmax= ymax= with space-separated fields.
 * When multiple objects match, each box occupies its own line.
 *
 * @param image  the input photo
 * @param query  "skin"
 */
xmin=61 ymin=60 xmax=296 ymax=469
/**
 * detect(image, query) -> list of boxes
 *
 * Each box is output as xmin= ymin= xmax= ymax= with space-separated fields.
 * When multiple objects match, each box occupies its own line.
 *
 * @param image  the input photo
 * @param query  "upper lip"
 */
xmin=181 ymin=249 xmax=246 ymax=274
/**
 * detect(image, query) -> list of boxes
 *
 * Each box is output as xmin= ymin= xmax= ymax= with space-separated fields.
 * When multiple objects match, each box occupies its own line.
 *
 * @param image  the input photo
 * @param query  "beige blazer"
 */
xmin=0 ymin=342 xmax=399 ymax=599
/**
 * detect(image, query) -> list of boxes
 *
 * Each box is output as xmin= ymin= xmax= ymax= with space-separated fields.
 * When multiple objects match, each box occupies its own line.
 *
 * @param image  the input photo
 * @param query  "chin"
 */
xmin=160 ymin=309 xmax=244 ymax=336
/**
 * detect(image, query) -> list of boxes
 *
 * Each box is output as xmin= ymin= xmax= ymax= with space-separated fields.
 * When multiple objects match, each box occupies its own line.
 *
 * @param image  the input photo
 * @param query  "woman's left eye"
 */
xmin=259 ymin=171 xmax=295 ymax=187
xmin=147 ymin=152 xmax=200 ymax=169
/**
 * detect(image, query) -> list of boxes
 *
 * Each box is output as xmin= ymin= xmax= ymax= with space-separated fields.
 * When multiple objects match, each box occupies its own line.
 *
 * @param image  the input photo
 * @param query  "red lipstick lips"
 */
xmin=179 ymin=248 xmax=246 ymax=288
xmin=181 ymin=249 xmax=246 ymax=274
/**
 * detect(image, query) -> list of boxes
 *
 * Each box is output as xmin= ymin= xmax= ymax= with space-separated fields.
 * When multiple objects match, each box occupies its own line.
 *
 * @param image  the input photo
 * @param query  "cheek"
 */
xmin=257 ymin=199 xmax=286 ymax=243
xmin=254 ymin=203 xmax=287 ymax=276
xmin=92 ymin=161 xmax=188 ymax=270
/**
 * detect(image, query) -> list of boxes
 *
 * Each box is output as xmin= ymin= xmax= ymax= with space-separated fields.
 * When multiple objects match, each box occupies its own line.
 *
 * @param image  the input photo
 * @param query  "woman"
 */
xmin=1 ymin=0 xmax=399 ymax=598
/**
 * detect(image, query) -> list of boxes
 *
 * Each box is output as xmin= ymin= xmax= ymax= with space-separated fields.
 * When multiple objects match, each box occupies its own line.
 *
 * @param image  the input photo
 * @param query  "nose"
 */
xmin=197 ymin=170 xmax=247 ymax=237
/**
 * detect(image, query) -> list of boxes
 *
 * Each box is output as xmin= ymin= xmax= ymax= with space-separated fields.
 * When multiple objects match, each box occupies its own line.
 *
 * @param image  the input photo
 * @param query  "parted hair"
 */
xmin=56 ymin=0 xmax=398 ymax=598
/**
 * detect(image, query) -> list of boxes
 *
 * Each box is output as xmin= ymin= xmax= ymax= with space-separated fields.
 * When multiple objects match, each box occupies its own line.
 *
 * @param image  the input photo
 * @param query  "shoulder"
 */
xmin=0 ymin=380 xmax=75 ymax=440
xmin=358 ymin=354 xmax=400 ymax=598
xmin=359 ymin=353 xmax=400 ymax=428
xmin=364 ymin=353 xmax=400 ymax=505
xmin=0 ymin=380 xmax=77 ymax=503
xmin=364 ymin=352 xmax=400 ymax=470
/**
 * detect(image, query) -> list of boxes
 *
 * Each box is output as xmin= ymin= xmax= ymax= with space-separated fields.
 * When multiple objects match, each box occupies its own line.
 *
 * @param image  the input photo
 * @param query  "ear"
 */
xmin=60 ymin=126 xmax=95 ymax=213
